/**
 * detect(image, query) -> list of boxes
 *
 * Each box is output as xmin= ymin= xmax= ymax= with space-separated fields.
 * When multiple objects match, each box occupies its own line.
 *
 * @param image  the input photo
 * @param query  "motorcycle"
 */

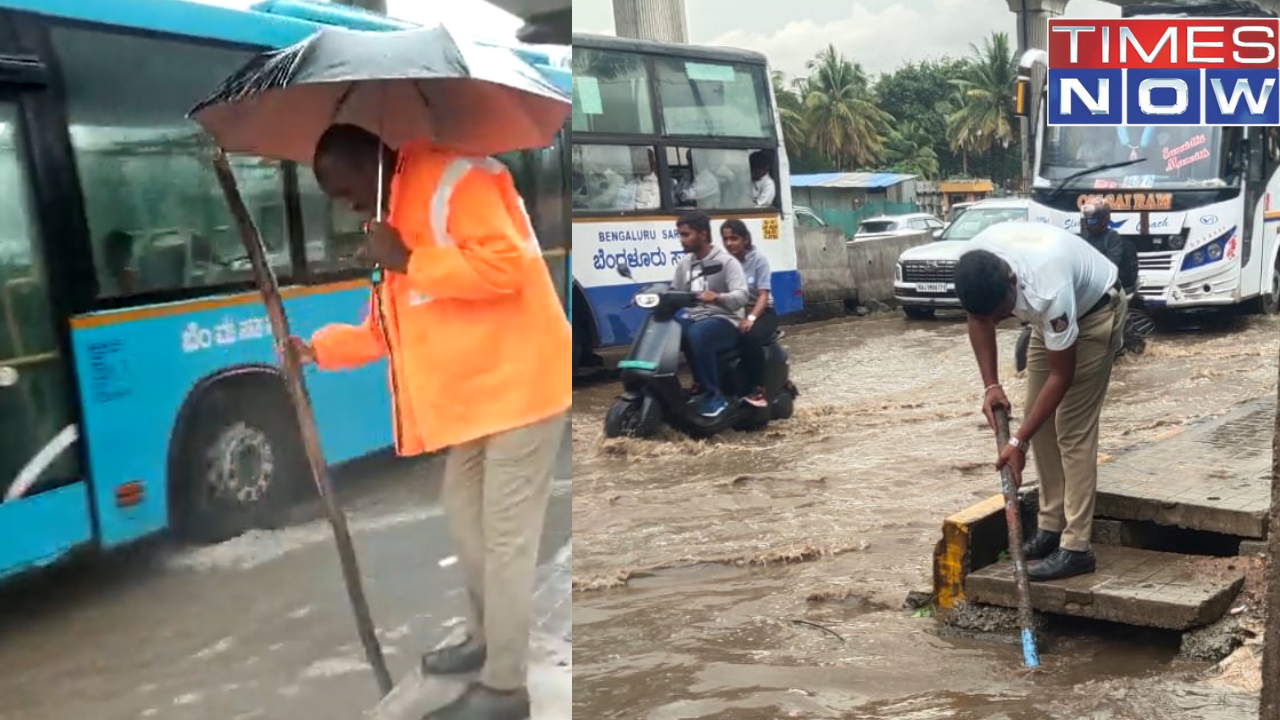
xmin=603 ymin=263 xmax=798 ymax=439
xmin=1014 ymin=290 xmax=1155 ymax=373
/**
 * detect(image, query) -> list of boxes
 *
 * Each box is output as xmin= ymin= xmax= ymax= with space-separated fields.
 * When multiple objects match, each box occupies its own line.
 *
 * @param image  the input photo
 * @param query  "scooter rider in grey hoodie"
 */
xmin=671 ymin=210 xmax=749 ymax=418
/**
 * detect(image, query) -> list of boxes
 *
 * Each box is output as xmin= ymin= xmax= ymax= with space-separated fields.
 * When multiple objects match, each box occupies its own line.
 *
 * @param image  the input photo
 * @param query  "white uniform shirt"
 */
xmin=752 ymin=175 xmax=776 ymax=206
xmin=965 ymin=221 xmax=1118 ymax=352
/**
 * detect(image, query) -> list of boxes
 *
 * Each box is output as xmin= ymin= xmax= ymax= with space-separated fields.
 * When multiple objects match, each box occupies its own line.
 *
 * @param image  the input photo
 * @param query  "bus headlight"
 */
xmin=1181 ymin=231 xmax=1233 ymax=272
xmin=635 ymin=293 xmax=660 ymax=309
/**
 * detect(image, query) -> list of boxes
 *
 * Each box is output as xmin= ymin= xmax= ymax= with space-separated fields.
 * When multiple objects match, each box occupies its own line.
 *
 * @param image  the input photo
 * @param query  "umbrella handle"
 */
xmin=376 ymin=147 xmax=384 ymax=222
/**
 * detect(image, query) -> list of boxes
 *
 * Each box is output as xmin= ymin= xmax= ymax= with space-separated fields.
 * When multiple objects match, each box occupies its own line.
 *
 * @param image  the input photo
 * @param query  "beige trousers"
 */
xmin=1025 ymin=291 xmax=1126 ymax=552
xmin=440 ymin=411 xmax=566 ymax=690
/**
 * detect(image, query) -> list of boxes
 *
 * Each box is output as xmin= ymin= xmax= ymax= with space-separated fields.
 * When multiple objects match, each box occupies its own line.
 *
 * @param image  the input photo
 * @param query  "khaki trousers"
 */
xmin=440 ymin=411 xmax=566 ymax=690
xmin=1025 ymin=292 xmax=1126 ymax=552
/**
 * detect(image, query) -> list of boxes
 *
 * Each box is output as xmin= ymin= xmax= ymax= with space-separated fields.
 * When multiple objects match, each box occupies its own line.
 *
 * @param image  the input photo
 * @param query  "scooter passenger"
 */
xmin=720 ymin=218 xmax=775 ymax=409
xmin=672 ymin=210 xmax=750 ymax=418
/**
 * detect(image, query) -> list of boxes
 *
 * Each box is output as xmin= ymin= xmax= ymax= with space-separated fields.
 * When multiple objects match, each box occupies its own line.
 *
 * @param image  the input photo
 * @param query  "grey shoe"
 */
xmin=423 ymin=682 xmax=530 ymax=720
xmin=422 ymin=636 xmax=487 ymax=676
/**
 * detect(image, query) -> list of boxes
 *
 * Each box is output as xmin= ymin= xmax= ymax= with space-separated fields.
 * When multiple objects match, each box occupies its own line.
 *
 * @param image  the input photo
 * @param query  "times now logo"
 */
xmin=1048 ymin=19 xmax=1280 ymax=126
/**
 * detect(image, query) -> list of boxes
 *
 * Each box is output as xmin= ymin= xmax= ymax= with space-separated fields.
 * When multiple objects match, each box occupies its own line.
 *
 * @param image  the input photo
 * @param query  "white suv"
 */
xmin=894 ymin=198 xmax=1030 ymax=319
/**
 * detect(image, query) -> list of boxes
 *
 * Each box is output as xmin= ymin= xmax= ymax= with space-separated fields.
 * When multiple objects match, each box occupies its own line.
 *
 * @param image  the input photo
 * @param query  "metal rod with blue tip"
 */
xmin=994 ymin=406 xmax=1040 ymax=668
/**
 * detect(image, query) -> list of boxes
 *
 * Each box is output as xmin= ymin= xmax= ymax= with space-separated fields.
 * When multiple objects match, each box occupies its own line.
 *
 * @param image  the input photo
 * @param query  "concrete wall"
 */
xmin=795 ymin=227 xmax=936 ymax=314
xmin=846 ymin=231 xmax=933 ymax=303
xmin=794 ymin=225 xmax=857 ymax=319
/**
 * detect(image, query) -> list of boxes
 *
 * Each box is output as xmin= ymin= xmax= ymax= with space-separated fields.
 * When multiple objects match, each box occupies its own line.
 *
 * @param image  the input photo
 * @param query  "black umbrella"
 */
xmin=189 ymin=23 xmax=571 ymax=164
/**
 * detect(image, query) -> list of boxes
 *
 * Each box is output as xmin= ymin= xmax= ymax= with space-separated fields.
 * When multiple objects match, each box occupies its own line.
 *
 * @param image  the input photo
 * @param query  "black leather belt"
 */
xmin=1084 ymin=280 xmax=1122 ymax=318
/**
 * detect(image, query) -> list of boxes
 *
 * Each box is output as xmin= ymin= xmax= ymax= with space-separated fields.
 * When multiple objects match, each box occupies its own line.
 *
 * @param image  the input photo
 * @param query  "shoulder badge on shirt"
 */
xmin=1050 ymin=314 xmax=1069 ymax=333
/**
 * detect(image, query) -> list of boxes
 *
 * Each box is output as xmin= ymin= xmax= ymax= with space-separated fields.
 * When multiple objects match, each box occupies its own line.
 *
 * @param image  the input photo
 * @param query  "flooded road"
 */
xmin=0 ymin=442 xmax=571 ymax=720
xmin=572 ymin=310 xmax=1280 ymax=719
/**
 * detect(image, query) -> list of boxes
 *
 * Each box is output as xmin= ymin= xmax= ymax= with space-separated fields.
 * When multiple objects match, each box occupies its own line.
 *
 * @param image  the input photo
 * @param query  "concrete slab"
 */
xmin=965 ymin=546 xmax=1245 ymax=630
xmin=365 ymin=542 xmax=571 ymax=720
xmin=1095 ymin=400 xmax=1273 ymax=539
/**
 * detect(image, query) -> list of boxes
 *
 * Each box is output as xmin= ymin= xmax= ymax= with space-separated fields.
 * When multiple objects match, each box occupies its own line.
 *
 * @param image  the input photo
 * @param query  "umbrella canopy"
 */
xmin=188 ymin=24 xmax=571 ymax=163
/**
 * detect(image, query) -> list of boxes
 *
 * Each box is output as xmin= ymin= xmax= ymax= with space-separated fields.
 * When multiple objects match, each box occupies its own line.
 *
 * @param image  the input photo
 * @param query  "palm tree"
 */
xmin=886 ymin=121 xmax=940 ymax=179
xmin=947 ymin=32 xmax=1017 ymax=169
xmin=771 ymin=70 xmax=808 ymax=161
xmin=800 ymin=44 xmax=893 ymax=169
xmin=944 ymin=89 xmax=976 ymax=175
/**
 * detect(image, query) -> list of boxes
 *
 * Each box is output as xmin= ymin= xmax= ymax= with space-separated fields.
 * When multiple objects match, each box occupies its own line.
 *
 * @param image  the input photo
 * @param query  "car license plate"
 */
xmin=918 ymin=283 xmax=947 ymax=293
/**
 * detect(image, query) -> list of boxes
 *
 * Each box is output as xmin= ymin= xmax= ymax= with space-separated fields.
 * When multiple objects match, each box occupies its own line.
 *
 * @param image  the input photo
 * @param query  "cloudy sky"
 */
xmin=573 ymin=0 xmax=1121 ymax=80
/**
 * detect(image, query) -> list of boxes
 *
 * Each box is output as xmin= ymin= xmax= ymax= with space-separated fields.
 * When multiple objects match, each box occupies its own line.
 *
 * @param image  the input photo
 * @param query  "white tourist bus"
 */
xmin=1016 ymin=38 xmax=1280 ymax=316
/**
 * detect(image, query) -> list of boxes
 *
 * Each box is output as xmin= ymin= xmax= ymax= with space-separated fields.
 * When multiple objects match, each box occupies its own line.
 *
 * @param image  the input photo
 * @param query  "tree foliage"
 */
xmin=780 ymin=32 xmax=1019 ymax=184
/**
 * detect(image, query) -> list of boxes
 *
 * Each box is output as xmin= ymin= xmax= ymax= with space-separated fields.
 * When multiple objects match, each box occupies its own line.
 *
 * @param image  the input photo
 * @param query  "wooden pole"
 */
xmin=994 ymin=407 xmax=1040 ymax=668
xmin=1260 ymin=348 xmax=1280 ymax=718
xmin=209 ymin=150 xmax=394 ymax=697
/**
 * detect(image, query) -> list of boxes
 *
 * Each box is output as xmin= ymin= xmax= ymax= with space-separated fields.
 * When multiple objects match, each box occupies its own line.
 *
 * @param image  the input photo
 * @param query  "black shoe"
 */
xmin=423 ymin=682 xmax=530 ymax=720
xmin=1021 ymin=530 xmax=1061 ymax=560
xmin=422 ymin=636 xmax=487 ymax=676
xmin=1028 ymin=547 xmax=1096 ymax=582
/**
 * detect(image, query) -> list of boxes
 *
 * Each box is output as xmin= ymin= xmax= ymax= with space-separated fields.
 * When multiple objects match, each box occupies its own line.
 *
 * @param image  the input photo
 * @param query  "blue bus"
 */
xmin=0 ymin=0 xmax=570 ymax=580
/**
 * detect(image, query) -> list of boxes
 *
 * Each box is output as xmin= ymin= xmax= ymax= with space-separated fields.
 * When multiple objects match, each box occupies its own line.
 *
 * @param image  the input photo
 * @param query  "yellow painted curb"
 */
xmin=933 ymin=494 xmax=1005 ymax=610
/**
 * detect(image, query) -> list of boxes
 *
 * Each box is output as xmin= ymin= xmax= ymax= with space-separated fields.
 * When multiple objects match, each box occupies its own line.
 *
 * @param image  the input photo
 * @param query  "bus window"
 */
xmin=0 ymin=103 xmax=81 ymax=498
xmin=652 ymin=56 xmax=773 ymax=139
xmin=531 ymin=131 xmax=569 ymax=249
xmin=668 ymin=146 xmax=759 ymax=210
xmin=571 ymin=48 xmax=654 ymax=135
xmin=572 ymin=144 xmax=660 ymax=212
xmin=50 ymin=26 xmax=293 ymax=297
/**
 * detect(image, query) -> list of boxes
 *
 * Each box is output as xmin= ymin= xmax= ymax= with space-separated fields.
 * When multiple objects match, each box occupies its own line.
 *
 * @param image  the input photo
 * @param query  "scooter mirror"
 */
xmin=617 ymin=263 xmax=633 ymax=279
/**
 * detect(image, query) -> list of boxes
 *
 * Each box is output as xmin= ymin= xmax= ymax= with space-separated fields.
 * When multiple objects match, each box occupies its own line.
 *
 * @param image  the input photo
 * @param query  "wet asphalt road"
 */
xmin=572 ymin=308 xmax=1279 ymax=720
xmin=0 ymin=438 xmax=570 ymax=720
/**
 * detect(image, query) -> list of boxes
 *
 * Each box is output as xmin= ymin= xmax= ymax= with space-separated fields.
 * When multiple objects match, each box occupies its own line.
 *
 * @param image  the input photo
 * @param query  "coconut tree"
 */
xmin=800 ymin=44 xmax=893 ymax=170
xmin=947 ymin=32 xmax=1017 ymax=172
xmin=771 ymin=70 xmax=808 ymax=161
xmin=885 ymin=120 xmax=941 ymax=179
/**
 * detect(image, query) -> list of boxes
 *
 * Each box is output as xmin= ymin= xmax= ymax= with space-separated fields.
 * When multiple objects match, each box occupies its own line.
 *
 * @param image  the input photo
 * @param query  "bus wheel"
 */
xmin=1265 ymin=267 xmax=1280 ymax=315
xmin=175 ymin=383 xmax=307 ymax=544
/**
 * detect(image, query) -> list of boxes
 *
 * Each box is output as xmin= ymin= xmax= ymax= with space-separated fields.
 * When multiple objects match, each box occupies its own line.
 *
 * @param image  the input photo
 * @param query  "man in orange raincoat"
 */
xmin=290 ymin=124 xmax=569 ymax=720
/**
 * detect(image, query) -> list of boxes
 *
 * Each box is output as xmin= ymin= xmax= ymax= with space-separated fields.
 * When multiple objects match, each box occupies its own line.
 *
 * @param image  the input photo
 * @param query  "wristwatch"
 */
xmin=747 ymin=314 xmax=757 ymax=322
xmin=1008 ymin=437 xmax=1025 ymax=452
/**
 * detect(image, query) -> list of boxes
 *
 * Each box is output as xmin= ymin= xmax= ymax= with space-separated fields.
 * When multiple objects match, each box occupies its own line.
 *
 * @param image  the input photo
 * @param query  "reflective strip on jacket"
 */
xmin=309 ymin=142 xmax=571 ymax=455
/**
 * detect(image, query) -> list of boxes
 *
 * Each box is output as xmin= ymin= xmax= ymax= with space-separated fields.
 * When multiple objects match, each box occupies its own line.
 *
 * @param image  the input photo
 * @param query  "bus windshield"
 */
xmin=1038 ymin=125 xmax=1236 ymax=190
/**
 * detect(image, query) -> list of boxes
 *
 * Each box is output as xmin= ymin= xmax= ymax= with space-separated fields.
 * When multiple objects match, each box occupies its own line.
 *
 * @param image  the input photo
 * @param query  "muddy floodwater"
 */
xmin=572 ymin=310 xmax=1280 ymax=719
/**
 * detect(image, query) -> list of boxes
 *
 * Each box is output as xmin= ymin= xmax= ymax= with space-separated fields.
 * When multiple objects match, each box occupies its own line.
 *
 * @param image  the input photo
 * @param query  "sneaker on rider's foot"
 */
xmin=697 ymin=395 xmax=728 ymax=418
xmin=744 ymin=389 xmax=768 ymax=408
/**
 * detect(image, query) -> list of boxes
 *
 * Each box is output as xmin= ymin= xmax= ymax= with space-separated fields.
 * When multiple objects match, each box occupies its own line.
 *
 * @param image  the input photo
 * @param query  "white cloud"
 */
xmin=572 ymin=0 xmax=1120 ymax=81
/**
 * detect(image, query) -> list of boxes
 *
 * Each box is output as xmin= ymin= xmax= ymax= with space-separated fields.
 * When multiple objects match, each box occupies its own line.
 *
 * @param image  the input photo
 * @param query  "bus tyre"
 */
xmin=1265 ymin=267 xmax=1280 ymax=315
xmin=175 ymin=385 xmax=308 ymax=544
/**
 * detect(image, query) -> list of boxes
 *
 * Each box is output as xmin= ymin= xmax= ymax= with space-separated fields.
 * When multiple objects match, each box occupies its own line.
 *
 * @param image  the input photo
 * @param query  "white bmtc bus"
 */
xmin=1016 ymin=48 xmax=1280 ymax=316
xmin=571 ymin=33 xmax=801 ymax=370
